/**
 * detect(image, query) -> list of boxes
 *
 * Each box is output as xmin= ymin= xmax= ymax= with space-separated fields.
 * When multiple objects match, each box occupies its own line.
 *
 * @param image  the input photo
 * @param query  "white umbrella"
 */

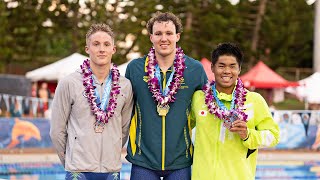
xmin=26 ymin=53 xmax=88 ymax=81
xmin=286 ymin=72 xmax=320 ymax=103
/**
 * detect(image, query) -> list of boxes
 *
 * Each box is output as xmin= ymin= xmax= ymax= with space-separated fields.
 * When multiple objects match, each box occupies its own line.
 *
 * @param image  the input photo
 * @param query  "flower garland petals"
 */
xmin=203 ymin=78 xmax=248 ymax=129
xmin=80 ymin=59 xmax=120 ymax=125
xmin=146 ymin=47 xmax=185 ymax=106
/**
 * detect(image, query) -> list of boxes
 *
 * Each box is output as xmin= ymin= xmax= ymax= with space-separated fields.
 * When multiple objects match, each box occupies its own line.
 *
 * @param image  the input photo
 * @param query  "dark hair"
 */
xmin=211 ymin=42 xmax=244 ymax=67
xmin=146 ymin=11 xmax=183 ymax=34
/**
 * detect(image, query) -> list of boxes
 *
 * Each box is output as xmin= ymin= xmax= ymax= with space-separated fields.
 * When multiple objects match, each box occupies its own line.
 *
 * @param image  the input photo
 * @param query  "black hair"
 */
xmin=211 ymin=42 xmax=244 ymax=67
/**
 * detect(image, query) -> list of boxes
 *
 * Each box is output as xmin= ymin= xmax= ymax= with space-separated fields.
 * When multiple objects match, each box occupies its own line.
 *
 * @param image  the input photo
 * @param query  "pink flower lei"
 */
xmin=202 ymin=78 xmax=248 ymax=127
xmin=146 ymin=46 xmax=186 ymax=105
xmin=80 ymin=59 xmax=121 ymax=124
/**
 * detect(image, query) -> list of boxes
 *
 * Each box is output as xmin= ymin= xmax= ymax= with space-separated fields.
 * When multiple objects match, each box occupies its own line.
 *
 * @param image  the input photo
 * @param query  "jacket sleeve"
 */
xmin=121 ymin=80 xmax=134 ymax=147
xmin=197 ymin=64 xmax=208 ymax=90
xmin=190 ymin=91 xmax=200 ymax=129
xmin=50 ymin=78 xmax=72 ymax=167
xmin=242 ymin=93 xmax=280 ymax=149
xmin=125 ymin=61 xmax=132 ymax=80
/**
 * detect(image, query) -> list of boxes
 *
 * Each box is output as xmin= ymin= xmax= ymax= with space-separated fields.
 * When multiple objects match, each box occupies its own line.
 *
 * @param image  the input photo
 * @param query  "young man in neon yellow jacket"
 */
xmin=191 ymin=42 xmax=280 ymax=180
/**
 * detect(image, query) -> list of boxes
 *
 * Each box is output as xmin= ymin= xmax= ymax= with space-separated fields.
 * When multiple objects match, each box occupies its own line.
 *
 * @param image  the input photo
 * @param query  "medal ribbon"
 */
xmin=92 ymin=73 xmax=112 ymax=110
xmin=212 ymin=84 xmax=236 ymax=110
xmin=155 ymin=64 xmax=175 ymax=96
xmin=212 ymin=84 xmax=238 ymax=127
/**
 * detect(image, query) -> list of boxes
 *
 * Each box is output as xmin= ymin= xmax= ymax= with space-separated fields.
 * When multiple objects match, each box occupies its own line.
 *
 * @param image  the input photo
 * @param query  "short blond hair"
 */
xmin=86 ymin=23 xmax=114 ymax=45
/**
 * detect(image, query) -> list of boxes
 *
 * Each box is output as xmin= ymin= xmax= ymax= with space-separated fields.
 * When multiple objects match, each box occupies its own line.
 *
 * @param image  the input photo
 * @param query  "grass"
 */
xmin=273 ymin=98 xmax=306 ymax=110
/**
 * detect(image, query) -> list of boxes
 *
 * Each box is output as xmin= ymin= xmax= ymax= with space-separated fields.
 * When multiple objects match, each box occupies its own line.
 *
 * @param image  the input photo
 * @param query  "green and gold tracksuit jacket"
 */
xmin=191 ymin=90 xmax=280 ymax=180
xmin=125 ymin=55 xmax=207 ymax=170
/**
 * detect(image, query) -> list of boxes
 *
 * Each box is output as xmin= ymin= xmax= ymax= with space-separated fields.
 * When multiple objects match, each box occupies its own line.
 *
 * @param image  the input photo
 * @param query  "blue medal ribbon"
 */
xmin=212 ymin=84 xmax=236 ymax=110
xmin=155 ymin=64 xmax=175 ymax=95
xmin=212 ymin=84 xmax=238 ymax=123
xmin=92 ymin=73 xmax=112 ymax=110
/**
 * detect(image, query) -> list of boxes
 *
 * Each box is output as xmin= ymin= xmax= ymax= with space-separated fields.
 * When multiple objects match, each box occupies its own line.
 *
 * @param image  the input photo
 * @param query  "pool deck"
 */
xmin=1 ymin=150 xmax=320 ymax=164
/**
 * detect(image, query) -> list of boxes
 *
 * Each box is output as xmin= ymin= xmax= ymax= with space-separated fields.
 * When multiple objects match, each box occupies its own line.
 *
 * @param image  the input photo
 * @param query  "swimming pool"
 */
xmin=1 ymin=161 xmax=319 ymax=180
xmin=256 ymin=161 xmax=320 ymax=179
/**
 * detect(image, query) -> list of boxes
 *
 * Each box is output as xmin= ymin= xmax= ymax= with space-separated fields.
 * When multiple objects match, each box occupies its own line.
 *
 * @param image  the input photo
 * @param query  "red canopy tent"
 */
xmin=240 ymin=61 xmax=298 ymax=88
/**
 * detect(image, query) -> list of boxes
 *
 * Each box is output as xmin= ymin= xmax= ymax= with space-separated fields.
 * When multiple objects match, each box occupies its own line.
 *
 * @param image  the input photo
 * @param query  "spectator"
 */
xmin=37 ymin=82 xmax=51 ymax=117
xmin=10 ymin=98 xmax=22 ymax=117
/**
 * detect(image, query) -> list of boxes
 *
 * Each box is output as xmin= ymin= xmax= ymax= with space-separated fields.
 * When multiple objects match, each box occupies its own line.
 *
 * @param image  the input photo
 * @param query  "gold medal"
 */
xmin=157 ymin=104 xmax=170 ymax=117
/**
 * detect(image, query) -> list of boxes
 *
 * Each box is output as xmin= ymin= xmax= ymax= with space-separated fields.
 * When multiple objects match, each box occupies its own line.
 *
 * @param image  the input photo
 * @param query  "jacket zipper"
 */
xmin=161 ymin=72 xmax=167 ymax=170
xmin=137 ymin=104 xmax=142 ymax=155
xmin=214 ymin=121 xmax=222 ymax=179
xmin=100 ymin=132 xmax=103 ymax=172
xmin=183 ymin=126 xmax=189 ymax=158
xmin=100 ymin=83 xmax=103 ymax=172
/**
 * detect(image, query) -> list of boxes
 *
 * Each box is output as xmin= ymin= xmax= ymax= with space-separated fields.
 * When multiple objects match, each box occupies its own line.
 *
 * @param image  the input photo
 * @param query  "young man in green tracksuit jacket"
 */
xmin=191 ymin=42 xmax=280 ymax=180
xmin=125 ymin=12 xmax=207 ymax=179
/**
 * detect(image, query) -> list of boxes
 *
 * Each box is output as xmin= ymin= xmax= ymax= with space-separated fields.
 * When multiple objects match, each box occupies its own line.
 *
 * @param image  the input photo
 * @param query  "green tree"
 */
xmin=0 ymin=0 xmax=315 ymax=78
xmin=260 ymin=0 xmax=314 ymax=69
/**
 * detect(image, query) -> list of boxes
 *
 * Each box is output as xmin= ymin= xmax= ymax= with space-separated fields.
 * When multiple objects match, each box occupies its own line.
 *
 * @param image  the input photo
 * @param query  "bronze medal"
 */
xmin=94 ymin=123 xmax=105 ymax=133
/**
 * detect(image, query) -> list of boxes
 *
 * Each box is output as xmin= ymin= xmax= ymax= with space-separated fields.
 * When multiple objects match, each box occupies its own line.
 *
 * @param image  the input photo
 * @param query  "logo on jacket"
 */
xmin=179 ymin=78 xmax=188 ymax=89
xmin=143 ymin=76 xmax=149 ymax=82
xmin=199 ymin=110 xmax=207 ymax=116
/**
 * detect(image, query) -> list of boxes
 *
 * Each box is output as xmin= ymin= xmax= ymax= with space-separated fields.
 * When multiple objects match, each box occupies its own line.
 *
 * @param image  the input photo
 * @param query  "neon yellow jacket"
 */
xmin=191 ymin=90 xmax=280 ymax=180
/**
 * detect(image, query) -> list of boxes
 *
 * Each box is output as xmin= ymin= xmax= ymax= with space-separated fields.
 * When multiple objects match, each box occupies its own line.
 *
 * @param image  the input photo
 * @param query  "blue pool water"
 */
xmin=256 ymin=161 xmax=320 ymax=179
xmin=1 ymin=161 xmax=320 ymax=180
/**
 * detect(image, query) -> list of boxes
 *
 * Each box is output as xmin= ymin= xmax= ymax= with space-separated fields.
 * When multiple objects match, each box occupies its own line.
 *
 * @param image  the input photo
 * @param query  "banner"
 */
xmin=1 ymin=110 xmax=320 ymax=150
xmin=272 ymin=110 xmax=320 ymax=149
xmin=0 ymin=118 xmax=52 ymax=149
